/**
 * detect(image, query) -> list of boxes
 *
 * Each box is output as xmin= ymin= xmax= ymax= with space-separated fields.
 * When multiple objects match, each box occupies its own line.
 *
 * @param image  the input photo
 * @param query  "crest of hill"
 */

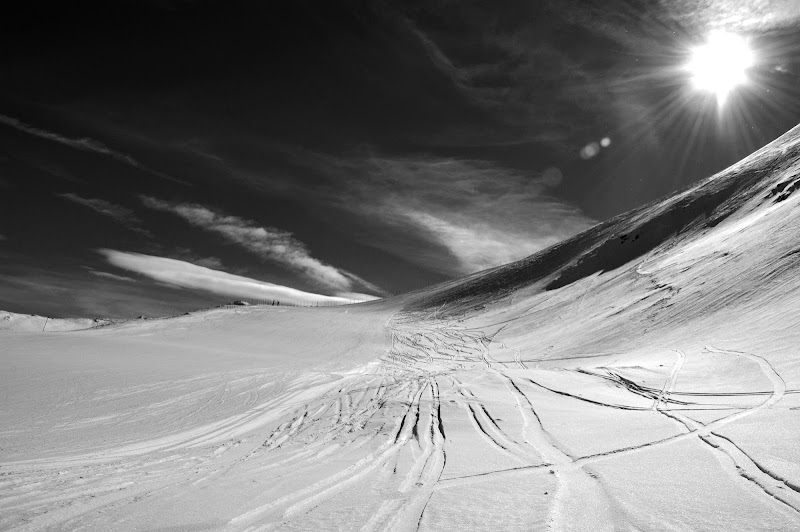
xmin=0 ymin=311 xmax=114 ymax=332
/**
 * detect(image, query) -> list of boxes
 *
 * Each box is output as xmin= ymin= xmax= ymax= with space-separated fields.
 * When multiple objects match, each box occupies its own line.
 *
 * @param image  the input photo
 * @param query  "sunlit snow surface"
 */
xmin=3 ymin=125 xmax=800 ymax=530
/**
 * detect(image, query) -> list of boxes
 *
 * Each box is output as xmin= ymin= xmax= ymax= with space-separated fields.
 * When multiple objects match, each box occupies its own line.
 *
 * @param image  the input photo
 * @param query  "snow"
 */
xmin=3 ymin=124 xmax=800 ymax=530
xmin=0 ymin=311 xmax=112 ymax=333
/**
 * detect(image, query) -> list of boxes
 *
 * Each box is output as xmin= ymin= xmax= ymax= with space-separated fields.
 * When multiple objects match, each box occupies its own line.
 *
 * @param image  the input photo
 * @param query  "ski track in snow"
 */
xmin=2 ymin=312 xmax=800 ymax=531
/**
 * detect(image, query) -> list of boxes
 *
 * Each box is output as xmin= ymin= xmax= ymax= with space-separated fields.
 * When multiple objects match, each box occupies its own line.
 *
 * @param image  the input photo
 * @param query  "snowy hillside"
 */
xmin=2 ymin=124 xmax=800 ymax=530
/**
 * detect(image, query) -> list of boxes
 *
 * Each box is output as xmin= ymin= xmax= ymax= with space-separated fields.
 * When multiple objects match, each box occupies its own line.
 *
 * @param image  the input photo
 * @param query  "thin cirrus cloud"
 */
xmin=58 ymin=193 xmax=151 ymax=236
xmin=380 ymin=170 xmax=594 ymax=275
xmin=88 ymin=270 xmax=136 ymax=283
xmin=295 ymin=152 xmax=595 ymax=276
xmin=396 ymin=11 xmax=606 ymax=150
xmin=399 ymin=210 xmax=573 ymax=274
xmin=140 ymin=196 xmax=384 ymax=295
xmin=556 ymin=1 xmax=800 ymax=50
xmin=99 ymin=249 xmax=374 ymax=305
xmin=0 ymin=113 xmax=134 ymax=161
xmin=0 ymin=113 xmax=187 ymax=185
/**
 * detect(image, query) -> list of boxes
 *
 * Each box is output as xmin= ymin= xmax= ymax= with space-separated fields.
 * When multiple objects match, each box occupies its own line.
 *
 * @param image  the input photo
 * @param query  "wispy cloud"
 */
xmin=0 ymin=114 xmax=136 ymax=161
xmin=140 ymin=197 xmax=383 ymax=294
xmin=556 ymin=0 xmax=800 ymax=49
xmin=88 ymin=270 xmax=136 ymax=282
xmin=399 ymin=210 xmax=572 ymax=274
xmin=59 ymin=193 xmax=150 ymax=236
xmin=170 ymin=248 xmax=224 ymax=270
xmin=99 ymin=249 xmax=365 ymax=305
xmin=0 ymin=262 xmax=228 ymax=318
xmin=294 ymin=152 xmax=595 ymax=276
xmin=186 ymin=142 xmax=594 ymax=277
xmin=335 ymin=291 xmax=382 ymax=302
xmin=371 ymin=158 xmax=594 ymax=274
xmin=393 ymin=10 xmax=607 ymax=151
xmin=0 ymin=114 xmax=188 ymax=184
xmin=0 ymin=234 xmax=6 ymax=241
xmin=664 ymin=0 xmax=800 ymax=32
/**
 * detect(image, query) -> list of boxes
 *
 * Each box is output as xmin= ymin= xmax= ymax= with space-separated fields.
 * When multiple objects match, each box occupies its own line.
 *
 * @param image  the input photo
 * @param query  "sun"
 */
xmin=686 ymin=30 xmax=754 ymax=105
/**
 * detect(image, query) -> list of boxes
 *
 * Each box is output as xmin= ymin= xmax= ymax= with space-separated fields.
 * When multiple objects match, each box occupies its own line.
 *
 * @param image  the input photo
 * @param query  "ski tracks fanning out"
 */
xmin=227 ymin=380 xmax=427 ymax=529
xmin=363 ymin=377 xmax=446 ymax=532
xmin=227 ymin=367 xmax=451 ymax=532
xmin=6 ymin=310 xmax=800 ymax=531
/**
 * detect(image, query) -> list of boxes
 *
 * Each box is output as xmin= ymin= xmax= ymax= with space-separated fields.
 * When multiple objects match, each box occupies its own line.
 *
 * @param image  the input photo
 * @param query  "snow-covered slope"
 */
xmin=2 ymin=125 xmax=800 ymax=531
xmin=0 ymin=311 xmax=114 ymax=332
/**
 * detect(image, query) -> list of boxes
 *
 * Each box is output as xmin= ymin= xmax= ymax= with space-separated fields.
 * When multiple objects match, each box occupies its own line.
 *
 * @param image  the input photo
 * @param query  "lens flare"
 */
xmin=686 ymin=30 xmax=754 ymax=105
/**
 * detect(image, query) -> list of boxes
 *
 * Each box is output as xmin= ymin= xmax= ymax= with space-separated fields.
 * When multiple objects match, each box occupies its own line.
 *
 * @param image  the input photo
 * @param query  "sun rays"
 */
xmin=686 ymin=30 xmax=755 ymax=106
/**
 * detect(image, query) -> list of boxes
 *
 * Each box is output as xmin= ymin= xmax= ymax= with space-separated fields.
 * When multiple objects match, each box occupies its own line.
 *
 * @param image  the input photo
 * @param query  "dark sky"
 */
xmin=2 ymin=0 xmax=800 ymax=317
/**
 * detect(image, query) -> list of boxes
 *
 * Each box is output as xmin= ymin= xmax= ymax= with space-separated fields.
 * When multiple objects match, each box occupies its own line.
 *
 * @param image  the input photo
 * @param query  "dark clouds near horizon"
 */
xmin=1 ymin=0 xmax=800 ymax=317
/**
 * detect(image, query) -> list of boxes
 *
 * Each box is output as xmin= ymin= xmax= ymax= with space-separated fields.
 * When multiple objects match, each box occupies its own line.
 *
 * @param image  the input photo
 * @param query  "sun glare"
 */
xmin=686 ymin=30 xmax=754 ymax=105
